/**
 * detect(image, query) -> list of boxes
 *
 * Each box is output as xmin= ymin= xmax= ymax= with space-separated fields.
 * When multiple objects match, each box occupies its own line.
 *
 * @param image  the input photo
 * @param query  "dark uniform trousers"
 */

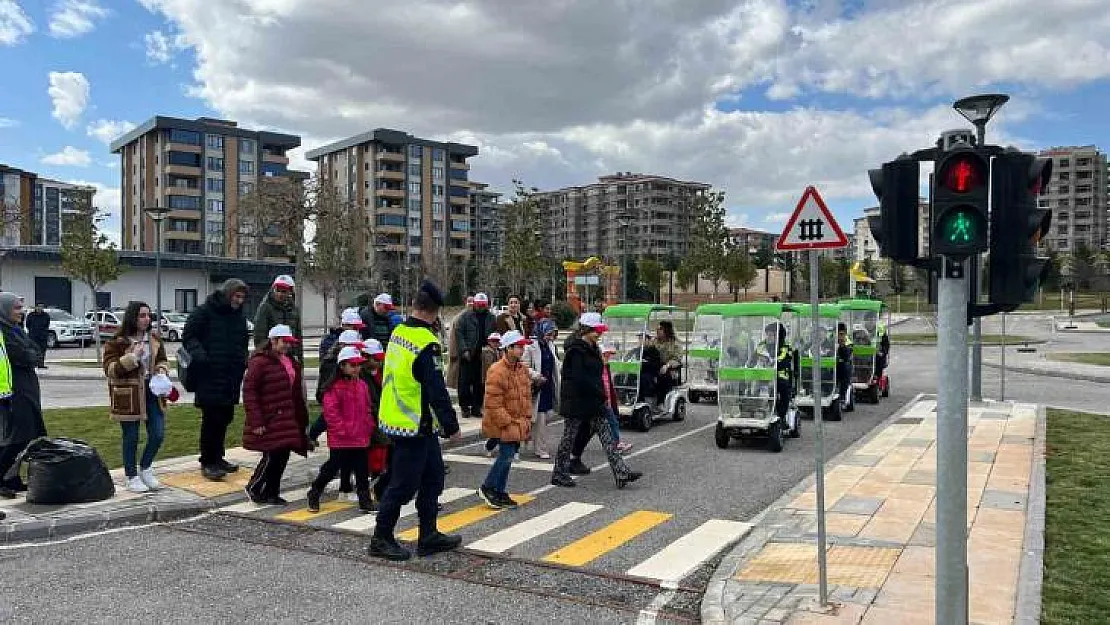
xmin=374 ymin=434 xmax=445 ymax=539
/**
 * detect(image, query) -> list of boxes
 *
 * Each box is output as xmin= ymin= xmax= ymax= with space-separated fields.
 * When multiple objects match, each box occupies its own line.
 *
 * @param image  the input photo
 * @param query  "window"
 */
xmin=205 ymin=242 xmax=223 ymax=256
xmin=206 ymin=220 xmax=224 ymax=234
xmin=168 ymin=129 xmax=201 ymax=145
xmin=207 ymin=157 xmax=224 ymax=171
xmin=449 ymin=168 xmax=468 ymax=181
xmin=239 ymin=181 xmax=254 ymax=196
xmin=168 ymin=195 xmax=201 ymax=210
xmin=206 ymin=135 xmax=224 ymax=150
xmin=175 ymin=289 xmax=198 ymax=312
xmin=239 ymin=160 xmax=255 ymax=175
xmin=168 ymin=218 xmax=199 ymax=232
xmin=409 ymin=145 xmax=422 ymax=158
xmin=451 ymin=219 xmax=469 ymax=232
xmin=206 ymin=178 xmax=224 ymax=193
xmin=166 ymin=151 xmax=201 ymax=167
xmin=408 ymin=181 xmax=422 ymax=194
xmin=377 ymin=214 xmax=405 ymax=227
xmin=207 ymin=199 xmax=224 ymax=213
xmin=409 ymin=216 xmax=421 ymax=228
xmin=433 ymin=167 xmax=444 ymax=181
xmin=433 ymin=149 xmax=445 ymax=161
xmin=408 ymin=199 xmax=422 ymax=212
xmin=239 ymin=139 xmax=255 ymax=154
xmin=432 ymin=184 xmax=444 ymax=197
xmin=1060 ymin=159 xmax=1070 ymax=167
xmin=432 ymin=201 xmax=444 ymax=216
xmin=408 ymin=163 xmax=421 ymax=176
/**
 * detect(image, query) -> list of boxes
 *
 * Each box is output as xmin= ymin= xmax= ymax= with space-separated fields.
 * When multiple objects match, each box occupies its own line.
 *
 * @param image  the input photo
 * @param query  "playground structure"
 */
xmin=562 ymin=256 xmax=622 ymax=313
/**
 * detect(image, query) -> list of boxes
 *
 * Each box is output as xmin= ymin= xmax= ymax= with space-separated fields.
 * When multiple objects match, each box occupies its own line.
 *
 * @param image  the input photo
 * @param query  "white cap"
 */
xmin=337 ymin=345 xmax=366 ymax=364
xmin=272 ymin=274 xmax=295 ymax=290
xmin=374 ymin=293 xmax=395 ymax=309
xmin=474 ymin=292 xmax=489 ymax=305
xmin=362 ymin=338 xmax=385 ymax=357
xmin=338 ymin=329 xmax=363 ymax=346
xmin=579 ymin=312 xmax=607 ymax=332
xmin=499 ymin=330 xmax=532 ymax=349
xmin=268 ymin=324 xmax=300 ymax=342
xmin=487 ymin=332 xmax=502 ymax=343
xmin=340 ymin=309 xmax=364 ymax=327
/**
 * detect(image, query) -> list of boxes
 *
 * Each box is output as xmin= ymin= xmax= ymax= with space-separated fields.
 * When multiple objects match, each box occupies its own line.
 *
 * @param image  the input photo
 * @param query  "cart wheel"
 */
xmin=826 ymin=399 xmax=843 ymax=422
xmin=789 ymin=413 xmax=801 ymax=438
xmin=867 ymin=385 xmax=880 ymax=404
xmin=672 ymin=398 xmax=686 ymax=422
xmin=636 ymin=407 xmax=653 ymax=432
xmin=767 ymin=421 xmax=784 ymax=453
xmin=844 ymin=389 xmax=855 ymax=413
xmin=689 ymin=391 xmax=699 ymax=404
xmin=714 ymin=423 xmax=730 ymax=449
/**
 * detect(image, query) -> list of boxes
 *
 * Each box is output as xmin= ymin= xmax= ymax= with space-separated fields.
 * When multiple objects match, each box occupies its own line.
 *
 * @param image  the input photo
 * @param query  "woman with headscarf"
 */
xmin=0 ymin=293 xmax=46 ymax=498
xmin=523 ymin=319 xmax=559 ymax=459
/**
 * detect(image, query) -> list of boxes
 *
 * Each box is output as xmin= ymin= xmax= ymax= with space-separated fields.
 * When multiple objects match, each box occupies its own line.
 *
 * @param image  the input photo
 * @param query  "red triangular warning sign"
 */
xmin=775 ymin=186 xmax=849 ymax=251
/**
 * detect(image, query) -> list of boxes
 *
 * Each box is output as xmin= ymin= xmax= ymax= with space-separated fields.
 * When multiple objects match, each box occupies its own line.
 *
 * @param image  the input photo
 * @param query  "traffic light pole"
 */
xmin=969 ymin=122 xmax=987 ymax=402
xmin=937 ymin=257 xmax=970 ymax=625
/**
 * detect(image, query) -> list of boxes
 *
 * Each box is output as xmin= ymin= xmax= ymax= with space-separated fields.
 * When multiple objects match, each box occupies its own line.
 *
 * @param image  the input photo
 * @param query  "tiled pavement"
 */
xmin=702 ymin=396 xmax=1042 ymax=625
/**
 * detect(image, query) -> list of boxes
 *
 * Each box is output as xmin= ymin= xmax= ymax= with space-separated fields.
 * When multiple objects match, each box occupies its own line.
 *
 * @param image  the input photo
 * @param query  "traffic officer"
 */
xmin=875 ymin=319 xmax=890 ymax=381
xmin=835 ymin=322 xmax=854 ymax=407
xmin=369 ymin=280 xmax=461 ymax=562
xmin=760 ymin=323 xmax=795 ymax=420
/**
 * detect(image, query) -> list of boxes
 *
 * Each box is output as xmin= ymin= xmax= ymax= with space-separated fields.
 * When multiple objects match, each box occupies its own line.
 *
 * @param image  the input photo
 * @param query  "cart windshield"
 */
xmin=688 ymin=313 xmax=722 ymax=387
xmin=718 ymin=315 xmax=780 ymax=418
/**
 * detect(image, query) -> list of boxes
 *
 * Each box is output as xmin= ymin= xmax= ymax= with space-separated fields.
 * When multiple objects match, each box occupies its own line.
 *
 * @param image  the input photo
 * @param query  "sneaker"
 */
xmin=477 ymin=485 xmax=505 ymax=509
xmin=616 ymin=471 xmax=643 ymax=490
xmin=357 ymin=490 xmax=375 ymax=513
xmin=369 ymin=535 xmax=412 ymax=561
xmin=615 ymin=441 xmax=633 ymax=454
xmin=496 ymin=492 xmax=518 ymax=508
xmin=265 ymin=496 xmax=289 ymax=505
xmin=139 ymin=468 xmax=161 ymax=490
xmin=550 ymin=475 xmax=576 ymax=488
xmin=126 ymin=476 xmax=150 ymax=493
xmin=536 ymin=451 xmax=552 ymax=460
xmin=244 ymin=487 xmax=265 ymax=504
xmin=201 ymin=465 xmax=227 ymax=481
xmin=306 ymin=487 xmax=322 ymax=512
xmin=568 ymin=459 xmax=591 ymax=475
xmin=217 ymin=460 xmax=240 ymax=473
xmin=417 ymin=531 xmax=463 ymax=557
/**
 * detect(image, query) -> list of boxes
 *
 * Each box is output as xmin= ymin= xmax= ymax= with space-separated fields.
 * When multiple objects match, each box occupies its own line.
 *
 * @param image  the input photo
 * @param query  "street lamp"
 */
xmin=953 ymin=93 xmax=1009 ymax=147
xmin=618 ymin=212 xmax=631 ymax=301
xmin=145 ymin=205 xmax=170 ymax=326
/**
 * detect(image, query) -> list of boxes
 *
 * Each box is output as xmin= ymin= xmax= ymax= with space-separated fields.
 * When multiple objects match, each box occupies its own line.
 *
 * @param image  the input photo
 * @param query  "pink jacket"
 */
xmin=322 ymin=377 xmax=373 ymax=449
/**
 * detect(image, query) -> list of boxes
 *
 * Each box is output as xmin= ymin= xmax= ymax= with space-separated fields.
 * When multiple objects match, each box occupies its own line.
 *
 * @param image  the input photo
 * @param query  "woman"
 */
xmin=0 ymin=293 xmax=45 ymax=499
xmin=550 ymin=312 xmax=641 ymax=489
xmin=242 ymin=324 xmax=310 ymax=504
xmin=523 ymin=319 xmax=559 ymax=460
xmin=103 ymin=301 xmax=169 ymax=493
xmin=654 ymin=320 xmax=683 ymax=403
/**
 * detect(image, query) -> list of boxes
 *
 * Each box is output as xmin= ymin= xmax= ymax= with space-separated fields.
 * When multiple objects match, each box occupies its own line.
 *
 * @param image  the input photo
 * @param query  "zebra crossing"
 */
xmin=216 ymin=485 xmax=752 ymax=585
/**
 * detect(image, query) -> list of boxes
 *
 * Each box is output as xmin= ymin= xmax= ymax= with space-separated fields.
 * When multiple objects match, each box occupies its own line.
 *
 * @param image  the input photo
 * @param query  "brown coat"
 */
xmin=494 ymin=312 xmax=532 ymax=338
xmin=481 ymin=357 xmax=533 ymax=443
xmin=103 ymin=333 xmax=169 ymax=422
xmin=445 ymin=309 xmax=466 ymax=389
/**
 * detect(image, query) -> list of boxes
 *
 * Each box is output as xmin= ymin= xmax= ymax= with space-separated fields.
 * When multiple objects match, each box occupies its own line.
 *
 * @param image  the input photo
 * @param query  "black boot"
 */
xmin=306 ymin=486 xmax=322 ymax=512
xmin=616 ymin=471 xmax=643 ymax=490
xmin=339 ymin=470 xmax=353 ymax=494
xmin=369 ymin=535 xmax=411 ymax=561
xmin=357 ymin=489 xmax=375 ymax=513
xmin=569 ymin=459 xmax=591 ymax=475
xmin=417 ymin=531 xmax=462 ymax=557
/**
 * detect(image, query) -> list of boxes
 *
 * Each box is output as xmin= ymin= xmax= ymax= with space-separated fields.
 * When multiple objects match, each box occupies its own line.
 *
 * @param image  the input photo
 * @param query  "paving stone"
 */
xmin=832 ymin=586 xmax=858 ymax=601
xmin=830 ymin=495 xmax=885 ymax=516
xmin=50 ymin=511 xmax=108 ymax=537
xmin=971 ymin=451 xmax=996 ymax=463
xmin=7 ymin=519 xmax=51 ymax=542
xmin=898 ymin=438 xmax=933 ymax=448
xmin=852 ymin=588 xmax=879 ymax=604
xmin=900 ymin=470 xmax=937 ymax=486
xmin=908 ymin=522 xmax=936 ymax=547
xmin=729 ymin=617 xmax=761 ymax=625
xmin=1001 ymin=434 xmax=1034 ymax=445
xmin=763 ymin=607 xmax=790 ymax=622
xmin=841 ymin=454 xmax=882 ymax=467
xmin=979 ymin=489 xmax=1027 ymax=511
xmin=979 ymin=411 xmax=1011 ymax=420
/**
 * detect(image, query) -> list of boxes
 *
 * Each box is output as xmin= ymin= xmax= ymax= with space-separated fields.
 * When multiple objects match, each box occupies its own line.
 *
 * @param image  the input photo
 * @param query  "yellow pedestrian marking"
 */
xmin=275 ymin=500 xmax=354 ymax=523
xmin=542 ymin=510 xmax=673 ymax=567
xmin=396 ymin=494 xmax=536 ymax=542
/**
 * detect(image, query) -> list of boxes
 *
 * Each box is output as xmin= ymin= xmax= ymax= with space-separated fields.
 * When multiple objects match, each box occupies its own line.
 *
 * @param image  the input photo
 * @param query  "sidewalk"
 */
xmin=982 ymin=350 xmax=1110 ymax=383
xmin=0 ymin=418 xmax=484 ymax=544
xmin=1051 ymin=317 xmax=1110 ymax=333
xmin=702 ymin=396 xmax=1043 ymax=625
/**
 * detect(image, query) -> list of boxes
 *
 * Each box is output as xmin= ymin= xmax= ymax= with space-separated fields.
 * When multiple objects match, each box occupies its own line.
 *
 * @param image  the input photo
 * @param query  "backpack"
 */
xmin=176 ymin=347 xmax=197 ymax=392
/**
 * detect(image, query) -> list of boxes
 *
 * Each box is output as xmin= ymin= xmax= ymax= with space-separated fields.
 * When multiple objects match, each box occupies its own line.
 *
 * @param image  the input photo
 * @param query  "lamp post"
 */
xmin=618 ymin=212 xmax=631 ymax=301
xmin=145 ymin=205 xmax=170 ymax=325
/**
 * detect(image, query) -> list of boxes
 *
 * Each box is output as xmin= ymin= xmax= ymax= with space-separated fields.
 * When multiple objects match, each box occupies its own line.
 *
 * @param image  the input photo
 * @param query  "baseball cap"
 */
xmin=474 ymin=292 xmax=489 ymax=307
xmin=272 ymin=275 xmax=295 ymax=291
xmin=340 ymin=308 xmax=365 ymax=328
xmin=487 ymin=332 xmax=502 ymax=343
xmin=268 ymin=324 xmax=300 ymax=343
xmin=337 ymin=329 xmax=364 ymax=347
xmin=499 ymin=330 xmax=532 ymax=349
xmin=362 ymin=338 xmax=385 ymax=360
xmin=337 ymin=345 xmax=366 ymax=365
xmin=578 ymin=312 xmax=608 ymax=334
xmin=374 ymin=293 xmax=395 ymax=309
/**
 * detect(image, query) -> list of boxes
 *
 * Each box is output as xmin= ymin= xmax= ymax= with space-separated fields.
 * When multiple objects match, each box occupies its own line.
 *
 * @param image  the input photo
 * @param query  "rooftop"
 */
xmin=109 ymin=115 xmax=301 ymax=154
xmin=304 ymin=128 xmax=479 ymax=161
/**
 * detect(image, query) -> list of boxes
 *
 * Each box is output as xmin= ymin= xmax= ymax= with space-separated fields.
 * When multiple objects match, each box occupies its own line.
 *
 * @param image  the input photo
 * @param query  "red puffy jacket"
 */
xmin=243 ymin=351 xmax=309 ymax=454
xmin=321 ymin=377 xmax=373 ymax=449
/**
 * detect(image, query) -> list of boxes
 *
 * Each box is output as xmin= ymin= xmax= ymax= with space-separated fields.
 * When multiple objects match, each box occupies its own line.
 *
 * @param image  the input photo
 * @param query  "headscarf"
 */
xmin=0 ymin=292 xmax=21 ymax=324
xmin=534 ymin=319 xmax=556 ymax=341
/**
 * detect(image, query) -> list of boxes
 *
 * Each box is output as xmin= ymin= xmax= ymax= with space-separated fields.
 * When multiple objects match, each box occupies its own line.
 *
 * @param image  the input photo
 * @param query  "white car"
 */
xmin=45 ymin=309 xmax=96 ymax=348
xmin=85 ymin=310 xmax=124 ymax=340
xmin=159 ymin=312 xmax=189 ymax=342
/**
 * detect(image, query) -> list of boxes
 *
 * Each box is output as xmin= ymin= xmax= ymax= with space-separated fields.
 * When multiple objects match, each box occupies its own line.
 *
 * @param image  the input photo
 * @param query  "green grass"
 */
xmin=41 ymin=403 xmax=321 ymax=470
xmin=1042 ymin=408 xmax=1110 ymax=624
xmin=890 ymin=333 xmax=1038 ymax=345
xmin=1046 ymin=352 xmax=1110 ymax=367
xmin=1098 ymin=321 xmax=1110 ymax=329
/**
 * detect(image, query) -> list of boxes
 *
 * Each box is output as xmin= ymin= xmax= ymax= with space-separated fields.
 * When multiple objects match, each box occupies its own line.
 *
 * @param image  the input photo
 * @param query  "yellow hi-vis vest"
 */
xmin=378 ymin=324 xmax=440 ymax=437
xmin=0 ymin=330 xmax=12 ymax=399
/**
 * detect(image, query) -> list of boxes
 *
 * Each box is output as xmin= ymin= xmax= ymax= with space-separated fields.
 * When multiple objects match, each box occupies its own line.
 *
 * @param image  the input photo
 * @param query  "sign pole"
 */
xmin=809 ymin=250 xmax=829 ymax=607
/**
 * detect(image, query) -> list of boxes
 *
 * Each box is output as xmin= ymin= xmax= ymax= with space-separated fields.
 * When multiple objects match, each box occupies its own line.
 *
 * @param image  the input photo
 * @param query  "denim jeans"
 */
xmin=604 ymin=407 xmax=621 ymax=443
xmin=121 ymin=389 xmax=166 ymax=478
xmin=482 ymin=441 xmax=519 ymax=493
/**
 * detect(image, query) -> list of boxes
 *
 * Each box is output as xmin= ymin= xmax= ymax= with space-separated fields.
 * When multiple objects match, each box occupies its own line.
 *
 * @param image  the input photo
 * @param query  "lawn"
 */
xmin=1042 ymin=408 xmax=1110 ymax=624
xmin=1046 ymin=352 xmax=1110 ymax=367
xmin=41 ymin=403 xmax=321 ymax=470
xmin=890 ymin=333 xmax=1038 ymax=345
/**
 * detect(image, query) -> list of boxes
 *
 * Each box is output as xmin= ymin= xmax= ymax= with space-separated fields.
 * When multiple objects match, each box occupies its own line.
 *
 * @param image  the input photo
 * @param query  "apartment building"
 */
xmin=728 ymin=227 xmax=776 ymax=255
xmin=110 ymin=116 xmax=302 ymax=259
xmin=469 ymin=181 xmax=503 ymax=262
xmin=0 ymin=164 xmax=96 ymax=246
xmin=1036 ymin=146 xmax=1107 ymax=253
xmin=305 ymin=129 xmax=479 ymax=269
xmin=852 ymin=198 xmax=930 ymax=264
xmin=536 ymin=172 xmax=710 ymax=262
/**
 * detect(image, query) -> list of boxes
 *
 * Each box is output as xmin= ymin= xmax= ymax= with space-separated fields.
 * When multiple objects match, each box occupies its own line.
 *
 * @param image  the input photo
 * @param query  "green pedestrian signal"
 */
xmin=940 ymin=208 xmax=979 ymax=245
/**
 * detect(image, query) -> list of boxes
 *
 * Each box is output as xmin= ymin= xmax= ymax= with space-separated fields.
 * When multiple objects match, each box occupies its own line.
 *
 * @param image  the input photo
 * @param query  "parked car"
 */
xmin=159 ymin=312 xmax=188 ymax=341
xmin=44 ymin=308 xmax=96 ymax=348
xmin=85 ymin=310 xmax=124 ymax=340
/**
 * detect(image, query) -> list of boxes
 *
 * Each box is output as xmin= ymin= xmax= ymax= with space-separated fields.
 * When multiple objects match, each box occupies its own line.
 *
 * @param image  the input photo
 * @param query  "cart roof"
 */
xmin=719 ymin=302 xmax=787 ymax=317
xmin=602 ymin=303 xmax=678 ymax=318
xmin=836 ymin=298 xmax=886 ymax=312
xmin=693 ymin=303 xmax=731 ymax=315
xmin=787 ymin=303 xmax=841 ymax=318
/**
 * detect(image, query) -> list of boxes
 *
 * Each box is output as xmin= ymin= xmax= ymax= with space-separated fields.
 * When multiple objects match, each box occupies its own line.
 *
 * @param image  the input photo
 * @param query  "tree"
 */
xmin=500 ymin=179 xmax=546 ymax=297
xmin=676 ymin=259 xmax=697 ymax=293
xmin=638 ymin=258 xmax=663 ymax=303
xmin=723 ymin=242 xmax=758 ymax=301
xmin=752 ymin=245 xmax=774 ymax=293
xmin=237 ymin=174 xmax=314 ymax=316
xmin=302 ymin=180 xmax=369 ymax=322
xmin=775 ymin=252 xmax=798 ymax=299
xmin=422 ymin=249 xmax=462 ymax=296
xmin=818 ymin=257 xmax=845 ymax=297
xmin=59 ymin=195 xmax=122 ymax=360
xmin=687 ymin=190 xmax=730 ymax=296
xmin=1070 ymin=242 xmax=1099 ymax=290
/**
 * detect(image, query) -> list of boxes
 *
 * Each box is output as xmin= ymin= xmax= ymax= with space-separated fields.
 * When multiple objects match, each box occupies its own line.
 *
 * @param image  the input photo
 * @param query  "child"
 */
xmin=309 ymin=329 xmax=365 ymax=497
xmin=481 ymin=332 xmax=503 ymax=456
xmin=308 ymin=346 xmax=374 ymax=514
xmin=601 ymin=344 xmax=633 ymax=454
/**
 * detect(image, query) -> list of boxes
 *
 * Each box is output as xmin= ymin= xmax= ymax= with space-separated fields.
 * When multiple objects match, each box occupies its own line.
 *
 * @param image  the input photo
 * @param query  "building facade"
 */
xmin=110 ymin=116 xmax=302 ymax=259
xmin=1036 ymin=146 xmax=1107 ymax=253
xmin=535 ymin=172 xmax=710 ymax=263
xmin=0 ymin=165 xmax=96 ymax=247
xmin=305 ymin=129 xmax=478 ymax=271
xmin=469 ymin=181 xmax=503 ymax=262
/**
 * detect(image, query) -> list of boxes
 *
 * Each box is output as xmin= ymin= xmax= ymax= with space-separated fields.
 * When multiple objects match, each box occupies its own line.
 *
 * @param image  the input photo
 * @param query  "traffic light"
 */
xmin=867 ymin=158 xmax=920 ymax=264
xmin=988 ymin=151 xmax=1053 ymax=311
xmin=931 ymin=147 xmax=990 ymax=257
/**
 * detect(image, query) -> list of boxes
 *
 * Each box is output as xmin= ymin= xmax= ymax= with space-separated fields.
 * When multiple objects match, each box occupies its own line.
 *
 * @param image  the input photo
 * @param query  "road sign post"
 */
xmin=776 ymin=186 xmax=848 ymax=609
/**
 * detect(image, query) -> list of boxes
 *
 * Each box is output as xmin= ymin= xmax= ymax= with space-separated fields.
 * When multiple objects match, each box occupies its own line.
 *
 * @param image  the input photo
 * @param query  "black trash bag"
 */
xmin=5 ymin=437 xmax=115 ymax=505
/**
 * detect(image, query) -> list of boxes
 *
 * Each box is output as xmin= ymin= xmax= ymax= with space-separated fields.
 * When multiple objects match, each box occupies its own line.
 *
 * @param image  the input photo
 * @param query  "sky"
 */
xmin=2 ymin=0 xmax=1110 ymax=247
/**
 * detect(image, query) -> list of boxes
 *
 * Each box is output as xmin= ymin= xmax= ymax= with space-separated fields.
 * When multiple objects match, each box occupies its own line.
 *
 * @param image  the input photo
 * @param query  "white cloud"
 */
xmin=0 ymin=116 xmax=17 ymax=128
xmin=763 ymin=212 xmax=790 ymax=224
xmin=0 ymin=0 xmax=33 ymax=45
xmin=48 ymin=71 xmax=90 ymax=129
xmin=86 ymin=119 xmax=136 ymax=145
xmin=41 ymin=146 xmax=92 ymax=167
xmin=63 ymin=179 xmax=121 ymax=245
xmin=49 ymin=0 xmax=107 ymax=38
xmin=143 ymin=29 xmax=187 ymax=64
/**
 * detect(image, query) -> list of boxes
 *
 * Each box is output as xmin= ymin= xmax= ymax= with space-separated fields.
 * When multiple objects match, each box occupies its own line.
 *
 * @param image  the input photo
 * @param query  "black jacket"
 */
xmin=183 ymin=290 xmax=249 ymax=407
xmin=559 ymin=337 xmax=606 ymax=421
xmin=359 ymin=308 xmax=398 ymax=347
xmin=455 ymin=309 xmax=493 ymax=358
xmin=253 ymin=292 xmax=303 ymax=362
xmin=23 ymin=311 xmax=50 ymax=343
xmin=0 ymin=320 xmax=45 ymax=448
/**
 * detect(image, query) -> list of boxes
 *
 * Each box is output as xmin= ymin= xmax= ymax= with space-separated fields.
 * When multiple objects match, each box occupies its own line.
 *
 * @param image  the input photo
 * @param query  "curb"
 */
xmin=982 ymin=360 xmax=1110 ymax=384
xmin=699 ymin=392 xmax=931 ymax=624
xmin=1015 ymin=405 xmax=1047 ymax=625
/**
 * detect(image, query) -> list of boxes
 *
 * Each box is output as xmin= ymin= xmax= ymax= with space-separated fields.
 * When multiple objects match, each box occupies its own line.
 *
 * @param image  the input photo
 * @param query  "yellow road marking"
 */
xmin=275 ymin=500 xmax=354 ymax=523
xmin=542 ymin=510 xmax=673 ymax=567
xmin=396 ymin=494 xmax=536 ymax=542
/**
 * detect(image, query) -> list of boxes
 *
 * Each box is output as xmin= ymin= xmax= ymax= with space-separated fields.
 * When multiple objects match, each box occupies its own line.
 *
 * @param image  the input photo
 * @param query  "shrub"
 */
xmin=551 ymin=301 xmax=577 ymax=329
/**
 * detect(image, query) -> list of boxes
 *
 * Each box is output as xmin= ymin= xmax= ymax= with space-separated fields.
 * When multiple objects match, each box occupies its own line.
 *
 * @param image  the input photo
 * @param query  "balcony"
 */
xmin=450 ymin=230 xmax=469 ymax=239
xmin=449 ymin=195 xmax=468 ymax=205
xmin=448 ymin=159 xmax=470 ymax=170
xmin=262 ymin=153 xmax=289 ymax=165
xmin=164 ymin=186 xmax=201 ymax=197
xmin=166 ymin=142 xmax=203 ymax=154
xmin=165 ymin=230 xmax=202 ymax=241
xmin=376 ymin=187 xmax=405 ymax=199
xmin=376 ymin=224 xmax=405 ymax=235
xmin=167 ymin=209 xmax=202 ymax=220
xmin=376 ymin=150 xmax=405 ymax=162
xmin=449 ymin=247 xmax=470 ymax=257
xmin=377 ymin=169 xmax=405 ymax=181
xmin=165 ymin=164 xmax=202 ymax=176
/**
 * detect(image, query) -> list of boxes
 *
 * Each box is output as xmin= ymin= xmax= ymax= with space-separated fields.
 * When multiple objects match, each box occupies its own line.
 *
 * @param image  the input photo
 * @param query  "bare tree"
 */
xmin=422 ymin=249 xmax=462 ymax=295
xmin=59 ymin=195 xmax=123 ymax=360
xmin=501 ymin=180 xmax=546 ymax=297
xmin=303 ymin=181 xmax=369 ymax=321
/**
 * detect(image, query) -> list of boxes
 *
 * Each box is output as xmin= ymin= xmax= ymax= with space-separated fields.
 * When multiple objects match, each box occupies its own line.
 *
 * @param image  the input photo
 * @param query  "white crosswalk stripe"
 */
xmin=331 ymin=487 xmax=474 ymax=533
xmin=441 ymin=453 xmax=553 ymax=473
xmin=625 ymin=519 xmax=753 ymax=583
xmin=467 ymin=502 xmax=603 ymax=554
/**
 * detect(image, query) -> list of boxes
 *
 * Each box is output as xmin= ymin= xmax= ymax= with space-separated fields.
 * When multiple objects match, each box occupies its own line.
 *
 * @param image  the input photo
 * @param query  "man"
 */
xmin=360 ymin=293 xmax=402 ymax=346
xmin=762 ymin=323 xmax=796 ymax=422
xmin=320 ymin=308 xmax=365 ymax=358
xmin=835 ymin=323 xmax=854 ymax=408
xmin=253 ymin=275 xmax=302 ymax=363
xmin=183 ymin=279 xmax=250 ymax=481
xmin=494 ymin=296 xmax=530 ymax=337
xmin=454 ymin=292 xmax=494 ymax=418
xmin=370 ymin=280 xmax=462 ymax=562
xmin=23 ymin=303 xmax=50 ymax=369
xmin=478 ymin=330 xmax=533 ymax=509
